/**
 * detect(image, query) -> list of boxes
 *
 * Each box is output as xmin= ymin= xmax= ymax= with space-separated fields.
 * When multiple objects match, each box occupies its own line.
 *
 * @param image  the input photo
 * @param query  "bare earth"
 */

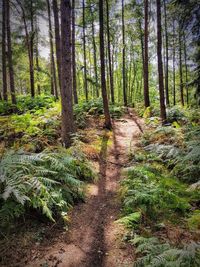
xmin=28 ymin=110 xmax=143 ymax=267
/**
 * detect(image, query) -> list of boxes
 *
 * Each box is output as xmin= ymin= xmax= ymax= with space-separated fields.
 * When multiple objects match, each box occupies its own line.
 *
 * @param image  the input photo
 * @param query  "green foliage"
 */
xmin=0 ymin=95 xmax=56 ymax=115
xmin=117 ymin=212 xmax=141 ymax=228
xmin=187 ymin=210 xmax=200 ymax=230
xmin=132 ymin=236 xmax=200 ymax=267
xmin=0 ymin=149 xmax=94 ymax=225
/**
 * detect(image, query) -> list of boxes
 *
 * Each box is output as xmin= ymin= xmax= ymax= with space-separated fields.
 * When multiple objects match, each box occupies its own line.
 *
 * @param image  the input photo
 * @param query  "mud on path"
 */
xmin=28 ymin=110 xmax=143 ymax=267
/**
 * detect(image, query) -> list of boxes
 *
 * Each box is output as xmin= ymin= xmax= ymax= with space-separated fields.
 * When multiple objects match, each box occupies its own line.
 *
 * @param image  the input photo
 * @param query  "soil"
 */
xmin=1 ymin=110 xmax=144 ymax=267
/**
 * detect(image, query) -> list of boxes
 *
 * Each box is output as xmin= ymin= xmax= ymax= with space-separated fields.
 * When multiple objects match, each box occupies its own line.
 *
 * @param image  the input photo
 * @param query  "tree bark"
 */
xmin=2 ymin=0 xmax=8 ymax=101
xmin=144 ymin=0 xmax=150 ymax=107
xmin=178 ymin=23 xmax=184 ymax=106
xmin=35 ymin=18 xmax=41 ymax=95
xmin=52 ymin=0 xmax=62 ymax=92
xmin=122 ymin=0 xmax=127 ymax=106
xmin=173 ymin=20 xmax=176 ymax=106
xmin=82 ymin=0 xmax=88 ymax=101
xmin=183 ymin=32 xmax=189 ymax=106
xmin=6 ymin=0 xmax=16 ymax=104
xmin=99 ymin=0 xmax=112 ymax=129
xmin=72 ymin=0 xmax=78 ymax=104
xmin=47 ymin=0 xmax=58 ymax=99
xmin=164 ymin=0 xmax=169 ymax=106
xmin=60 ymin=0 xmax=75 ymax=147
xmin=30 ymin=0 xmax=35 ymax=98
xmin=106 ymin=0 xmax=114 ymax=104
xmin=156 ymin=0 xmax=167 ymax=123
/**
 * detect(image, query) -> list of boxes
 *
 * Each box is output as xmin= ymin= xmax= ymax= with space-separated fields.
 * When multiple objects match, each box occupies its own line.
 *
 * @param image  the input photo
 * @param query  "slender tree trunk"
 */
xmin=90 ymin=3 xmax=99 ymax=98
xmin=6 ymin=0 xmax=16 ymax=104
xmin=30 ymin=0 xmax=35 ymax=98
xmin=2 ymin=0 xmax=8 ymax=101
xmin=106 ymin=0 xmax=114 ymax=104
xmin=122 ymin=0 xmax=127 ymax=106
xmin=35 ymin=18 xmax=41 ymax=95
xmin=60 ymin=0 xmax=75 ymax=147
xmin=52 ymin=0 xmax=62 ymax=91
xmin=72 ymin=0 xmax=78 ymax=104
xmin=178 ymin=23 xmax=184 ymax=106
xmin=99 ymin=0 xmax=112 ymax=129
xmin=47 ymin=0 xmax=58 ymax=99
xmin=156 ymin=0 xmax=167 ymax=123
xmin=164 ymin=0 xmax=169 ymax=106
xmin=83 ymin=0 xmax=88 ymax=100
xmin=144 ymin=0 xmax=150 ymax=107
xmin=183 ymin=32 xmax=189 ymax=106
xmin=173 ymin=20 xmax=176 ymax=106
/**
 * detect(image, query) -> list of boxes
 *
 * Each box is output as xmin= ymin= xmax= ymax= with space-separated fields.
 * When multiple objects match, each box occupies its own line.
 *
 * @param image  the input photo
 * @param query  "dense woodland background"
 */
xmin=0 ymin=0 xmax=200 ymax=266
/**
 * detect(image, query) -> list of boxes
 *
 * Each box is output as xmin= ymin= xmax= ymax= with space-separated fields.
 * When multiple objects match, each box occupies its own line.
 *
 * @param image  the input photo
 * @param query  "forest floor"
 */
xmin=22 ymin=109 xmax=143 ymax=267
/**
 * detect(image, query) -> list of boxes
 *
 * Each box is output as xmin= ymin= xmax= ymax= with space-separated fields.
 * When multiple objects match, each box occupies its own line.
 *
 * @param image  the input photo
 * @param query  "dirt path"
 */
xmin=29 ymin=111 xmax=143 ymax=267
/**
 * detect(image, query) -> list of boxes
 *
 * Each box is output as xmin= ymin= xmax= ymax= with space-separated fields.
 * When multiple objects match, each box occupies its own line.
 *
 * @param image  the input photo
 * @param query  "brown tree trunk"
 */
xmin=60 ymin=0 xmax=75 ymax=147
xmin=173 ymin=20 xmax=176 ymax=106
xmin=164 ymin=0 xmax=169 ymax=106
xmin=178 ymin=23 xmax=184 ymax=106
xmin=30 ymin=0 xmax=35 ymax=98
xmin=52 ymin=0 xmax=62 ymax=92
xmin=144 ymin=0 xmax=150 ymax=107
xmin=106 ymin=0 xmax=114 ymax=104
xmin=90 ymin=2 xmax=99 ymax=98
xmin=156 ymin=0 xmax=167 ymax=123
xmin=35 ymin=18 xmax=41 ymax=95
xmin=183 ymin=32 xmax=189 ymax=106
xmin=47 ymin=0 xmax=58 ymax=99
xmin=2 ymin=0 xmax=8 ymax=101
xmin=72 ymin=0 xmax=78 ymax=104
xmin=99 ymin=0 xmax=112 ymax=129
xmin=6 ymin=0 xmax=16 ymax=104
xmin=122 ymin=0 xmax=127 ymax=106
xmin=83 ymin=0 xmax=88 ymax=101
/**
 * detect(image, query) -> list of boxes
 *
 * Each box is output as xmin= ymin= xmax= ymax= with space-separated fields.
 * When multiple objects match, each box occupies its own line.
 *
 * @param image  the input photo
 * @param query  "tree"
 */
xmin=99 ymin=0 xmax=112 ymax=129
xmin=52 ymin=0 xmax=62 ymax=91
xmin=47 ymin=0 xmax=58 ymax=99
xmin=2 ymin=0 xmax=8 ymax=101
xmin=122 ymin=0 xmax=127 ymax=106
xmin=82 ymin=0 xmax=88 ymax=101
xmin=156 ymin=0 xmax=166 ymax=123
xmin=106 ymin=0 xmax=114 ymax=104
xmin=72 ymin=0 xmax=78 ymax=104
xmin=60 ymin=0 xmax=75 ymax=147
xmin=6 ymin=0 xmax=16 ymax=104
xmin=163 ymin=0 xmax=169 ymax=106
xmin=144 ymin=0 xmax=150 ymax=108
xmin=178 ymin=22 xmax=184 ymax=106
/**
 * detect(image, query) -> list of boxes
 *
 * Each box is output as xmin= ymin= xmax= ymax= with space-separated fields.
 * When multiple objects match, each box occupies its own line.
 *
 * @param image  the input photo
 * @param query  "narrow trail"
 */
xmin=29 ymin=111 xmax=143 ymax=267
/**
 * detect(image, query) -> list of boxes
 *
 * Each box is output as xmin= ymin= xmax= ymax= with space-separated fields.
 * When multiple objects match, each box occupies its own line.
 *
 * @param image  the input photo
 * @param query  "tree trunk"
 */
xmin=60 ymin=0 xmax=75 ymax=147
xmin=72 ymin=0 xmax=78 ymax=104
xmin=82 ymin=0 xmax=88 ymax=101
xmin=144 ymin=0 xmax=150 ymax=107
xmin=122 ymin=0 xmax=127 ymax=106
xmin=99 ymin=0 xmax=112 ymax=129
xmin=47 ymin=0 xmax=58 ymax=99
xmin=2 ymin=0 xmax=8 ymax=101
xmin=178 ymin=23 xmax=184 ymax=106
xmin=52 ymin=0 xmax=62 ymax=92
xmin=173 ymin=20 xmax=176 ymax=106
xmin=164 ymin=0 xmax=169 ymax=106
xmin=6 ymin=0 xmax=16 ymax=104
xmin=30 ymin=0 xmax=35 ymax=98
xmin=35 ymin=18 xmax=41 ymax=95
xmin=183 ymin=32 xmax=189 ymax=106
xmin=90 ymin=2 xmax=99 ymax=98
xmin=106 ymin=0 xmax=114 ymax=104
xmin=156 ymin=0 xmax=167 ymax=123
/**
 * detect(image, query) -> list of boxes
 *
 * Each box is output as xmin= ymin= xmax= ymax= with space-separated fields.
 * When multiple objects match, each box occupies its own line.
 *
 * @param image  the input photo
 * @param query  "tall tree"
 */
xmin=47 ymin=0 xmax=58 ymax=99
xmin=6 ymin=0 xmax=16 ymax=104
xmin=163 ymin=0 xmax=169 ymax=106
xmin=106 ymin=0 xmax=114 ymax=104
xmin=172 ymin=19 xmax=176 ymax=106
xmin=122 ymin=0 xmax=127 ymax=106
xmin=72 ymin=0 xmax=78 ymax=104
xmin=30 ymin=0 xmax=35 ymax=98
xmin=52 ymin=0 xmax=61 ymax=91
xmin=99 ymin=0 xmax=112 ymax=129
xmin=82 ymin=0 xmax=88 ymax=101
xmin=144 ymin=0 xmax=150 ymax=107
xmin=2 ymin=0 xmax=8 ymax=101
xmin=156 ymin=0 xmax=167 ymax=123
xmin=183 ymin=32 xmax=189 ymax=106
xmin=178 ymin=23 xmax=184 ymax=106
xmin=60 ymin=0 xmax=75 ymax=147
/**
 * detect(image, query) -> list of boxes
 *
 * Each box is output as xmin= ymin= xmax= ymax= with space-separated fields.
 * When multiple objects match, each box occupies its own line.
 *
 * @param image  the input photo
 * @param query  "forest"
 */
xmin=0 ymin=0 xmax=200 ymax=266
